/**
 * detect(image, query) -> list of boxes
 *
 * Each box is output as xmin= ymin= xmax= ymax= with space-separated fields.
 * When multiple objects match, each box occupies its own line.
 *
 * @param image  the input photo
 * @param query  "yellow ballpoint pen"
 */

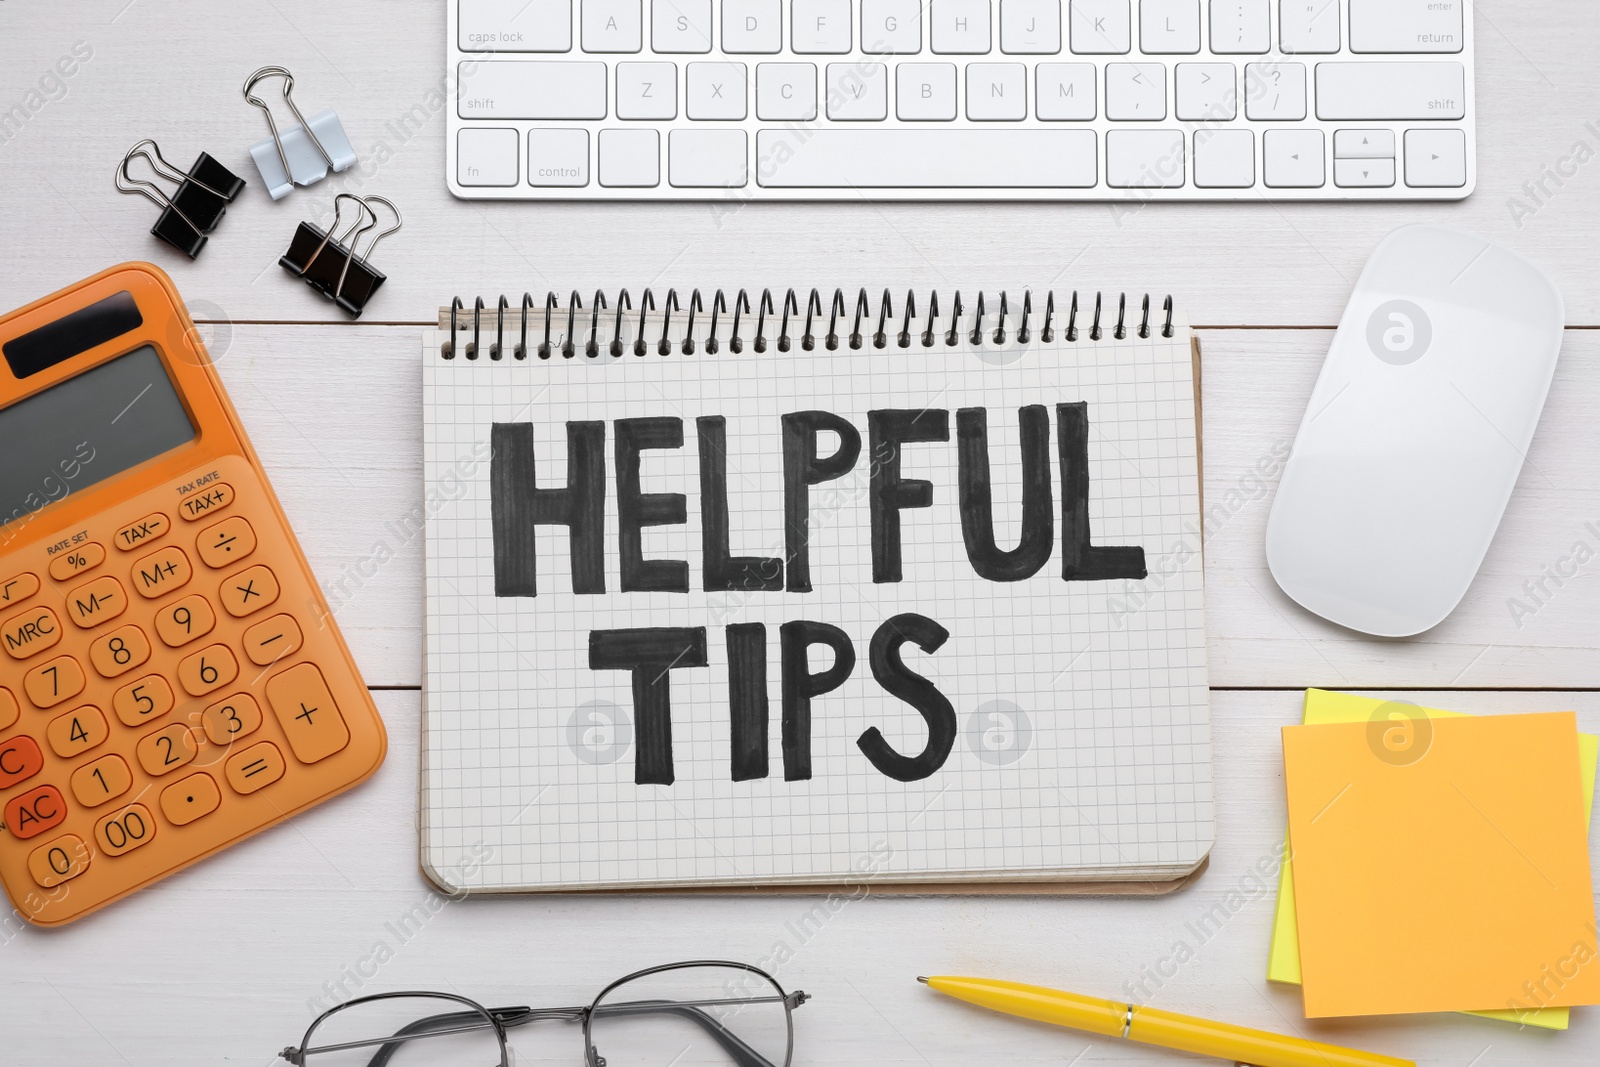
xmin=918 ymin=977 xmax=1413 ymax=1067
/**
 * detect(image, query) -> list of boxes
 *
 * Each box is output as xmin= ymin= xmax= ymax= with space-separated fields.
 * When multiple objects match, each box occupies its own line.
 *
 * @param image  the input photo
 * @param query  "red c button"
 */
xmin=0 ymin=735 xmax=44 ymax=789
xmin=5 ymin=784 xmax=67 ymax=840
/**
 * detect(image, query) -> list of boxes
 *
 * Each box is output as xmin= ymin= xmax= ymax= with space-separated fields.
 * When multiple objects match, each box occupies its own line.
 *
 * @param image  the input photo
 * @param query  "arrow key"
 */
xmin=1264 ymin=129 xmax=1324 ymax=188
xmin=1334 ymin=158 xmax=1396 ymax=188
xmin=1334 ymin=129 xmax=1395 ymax=159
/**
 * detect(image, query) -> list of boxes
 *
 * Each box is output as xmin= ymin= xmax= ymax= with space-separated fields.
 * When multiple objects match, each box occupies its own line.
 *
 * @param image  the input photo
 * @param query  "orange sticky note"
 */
xmin=1283 ymin=711 xmax=1600 ymax=1018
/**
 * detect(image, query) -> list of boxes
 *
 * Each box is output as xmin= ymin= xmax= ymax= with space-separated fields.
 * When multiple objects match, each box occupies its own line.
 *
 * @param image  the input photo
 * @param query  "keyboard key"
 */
xmin=177 ymin=644 xmax=239 ymax=698
xmin=47 ymin=705 xmax=107 ymax=758
xmin=1244 ymin=62 xmax=1305 ymax=121
xmin=0 ymin=571 xmax=39 ymax=607
xmin=24 ymin=655 xmax=85 ymax=709
xmin=130 ymin=545 xmax=192 ymax=599
xmin=219 ymin=565 xmax=280 ymax=618
xmin=197 ymin=516 xmax=257 ymax=569
xmin=617 ymin=61 xmax=679 ymax=118
xmin=225 ymin=741 xmax=286 ymax=795
xmin=583 ymin=0 xmax=643 ymax=51
xmin=966 ymin=63 xmax=1027 ymax=120
xmin=1209 ymin=0 xmax=1268 ymax=54
xmin=160 ymin=772 xmax=221 ymax=826
xmin=932 ymin=0 xmax=992 ymax=53
xmin=95 ymin=802 xmax=155 ymax=856
xmin=1404 ymin=129 xmax=1467 ymax=187
xmin=1334 ymin=129 xmax=1396 ymax=158
xmin=792 ymin=0 xmax=853 ymax=52
xmin=669 ymin=129 xmax=748 ymax=186
xmin=1106 ymin=128 xmax=1185 ymax=187
xmin=897 ymin=63 xmax=958 ymax=120
xmin=652 ymin=0 xmax=712 ymax=52
xmin=154 ymin=594 xmax=216 ymax=648
xmin=758 ymin=62 xmax=819 ymax=120
xmin=827 ymin=62 xmax=889 ymax=119
xmin=89 ymin=624 xmax=151 ymax=678
xmin=48 ymin=542 xmax=103 ymax=582
xmin=28 ymin=833 xmax=89 ymax=888
xmin=723 ymin=0 xmax=782 ymax=51
xmin=1315 ymin=62 xmax=1466 ymax=120
xmin=457 ymin=61 xmax=609 ymax=119
xmin=65 ymin=576 xmax=126 ymax=629
xmin=861 ymin=0 xmax=923 ymax=52
xmin=201 ymin=693 xmax=264 ymax=746
xmin=113 ymin=512 xmax=169 ymax=552
xmin=1036 ymin=62 xmax=1096 ymax=119
xmin=0 ymin=687 xmax=15 ymax=731
xmin=266 ymin=663 xmax=352 ymax=765
xmin=1069 ymin=0 xmax=1129 ymax=53
xmin=1105 ymin=63 xmax=1166 ymax=120
xmin=6 ymin=784 xmax=67 ymax=840
xmin=1350 ymin=0 xmax=1462 ymax=55
xmin=687 ymin=62 xmax=749 ymax=118
xmin=1139 ymin=0 xmax=1198 ymax=54
xmin=1279 ymin=0 xmax=1338 ymax=53
xmin=0 ymin=734 xmax=44 ymax=790
xmin=599 ymin=128 xmax=662 ymax=186
xmin=244 ymin=613 xmax=304 ymax=667
xmin=1001 ymin=0 xmax=1060 ymax=54
xmin=1334 ymin=157 xmax=1395 ymax=187
xmin=528 ymin=128 xmax=591 ymax=186
xmin=177 ymin=483 xmax=233 ymax=521
xmin=1264 ymin=127 xmax=1324 ymax=186
xmin=458 ymin=126 xmax=518 ymax=186
xmin=2 ymin=605 xmax=61 ymax=660
xmin=71 ymin=754 xmax=133 ymax=807
xmin=136 ymin=722 xmax=199 ymax=777
xmin=756 ymin=129 xmax=1097 ymax=186
xmin=1175 ymin=62 xmax=1236 ymax=121
xmin=459 ymin=0 xmax=573 ymax=51
xmin=112 ymin=673 xmax=174 ymax=727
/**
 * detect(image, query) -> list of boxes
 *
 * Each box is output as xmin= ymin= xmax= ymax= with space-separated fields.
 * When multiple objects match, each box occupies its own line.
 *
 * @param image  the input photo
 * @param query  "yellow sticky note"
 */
xmin=1283 ymin=709 xmax=1600 ymax=1018
xmin=1266 ymin=691 xmax=1599 ymax=1029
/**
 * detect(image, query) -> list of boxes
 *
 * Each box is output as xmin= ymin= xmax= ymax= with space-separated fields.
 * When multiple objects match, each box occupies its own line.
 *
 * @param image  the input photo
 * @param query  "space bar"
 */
xmin=756 ymin=129 xmax=1099 ymax=188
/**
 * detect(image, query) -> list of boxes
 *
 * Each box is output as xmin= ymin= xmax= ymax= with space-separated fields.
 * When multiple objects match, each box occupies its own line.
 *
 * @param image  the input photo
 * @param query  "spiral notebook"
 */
xmin=420 ymin=287 xmax=1211 ymax=894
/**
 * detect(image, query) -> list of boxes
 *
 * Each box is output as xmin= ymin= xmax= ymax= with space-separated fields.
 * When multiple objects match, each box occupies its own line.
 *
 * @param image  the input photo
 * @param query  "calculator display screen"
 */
xmin=0 ymin=345 xmax=196 ymax=528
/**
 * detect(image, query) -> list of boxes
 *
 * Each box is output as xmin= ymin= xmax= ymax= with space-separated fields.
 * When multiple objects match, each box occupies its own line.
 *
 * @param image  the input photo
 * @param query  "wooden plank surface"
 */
xmin=2 ymin=0 xmax=1599 ymax=1063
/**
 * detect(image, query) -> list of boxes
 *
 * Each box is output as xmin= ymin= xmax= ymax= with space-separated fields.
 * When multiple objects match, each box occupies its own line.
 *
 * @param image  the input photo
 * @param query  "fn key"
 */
xmin=266 ymin=663 xmax=351 ymax=764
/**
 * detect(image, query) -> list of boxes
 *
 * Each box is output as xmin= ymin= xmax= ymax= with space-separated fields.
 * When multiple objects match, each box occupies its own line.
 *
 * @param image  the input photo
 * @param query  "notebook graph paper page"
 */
xmin=420 ymin=316 xmax=1211 ymax=891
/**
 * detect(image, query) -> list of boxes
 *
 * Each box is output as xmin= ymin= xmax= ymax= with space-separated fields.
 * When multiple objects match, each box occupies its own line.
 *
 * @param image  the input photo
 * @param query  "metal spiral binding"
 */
xmin=439 ymin=288 xmax=1175 ymax=360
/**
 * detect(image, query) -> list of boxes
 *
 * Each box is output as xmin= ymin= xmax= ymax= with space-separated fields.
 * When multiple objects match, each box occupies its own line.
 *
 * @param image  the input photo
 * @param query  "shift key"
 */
xmin=265 ymin=663 xmax=350 ymax=764
xmin=457 ymin=61 xmax=607 ymax=119
xmin=1315 ymin=62 xmax=1465 ymax=120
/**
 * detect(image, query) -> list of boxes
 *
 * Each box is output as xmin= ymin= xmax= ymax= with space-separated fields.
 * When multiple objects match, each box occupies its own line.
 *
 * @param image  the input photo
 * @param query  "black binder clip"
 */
xmin=114 ymin=140 xmax=245 ymax=259
xmin=277 ymin=194 xmax=402 ymax=318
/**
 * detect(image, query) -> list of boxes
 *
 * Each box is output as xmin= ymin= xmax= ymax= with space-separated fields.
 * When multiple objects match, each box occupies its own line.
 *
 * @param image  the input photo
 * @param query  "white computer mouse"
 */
xmin=1265 ymin=225 xmax=1564 ymax=638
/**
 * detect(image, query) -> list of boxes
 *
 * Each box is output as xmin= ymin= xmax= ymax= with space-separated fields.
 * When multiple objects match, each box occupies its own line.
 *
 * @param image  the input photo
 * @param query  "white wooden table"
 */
xmin=3 ymin=2 xmax=1599 ymax=1063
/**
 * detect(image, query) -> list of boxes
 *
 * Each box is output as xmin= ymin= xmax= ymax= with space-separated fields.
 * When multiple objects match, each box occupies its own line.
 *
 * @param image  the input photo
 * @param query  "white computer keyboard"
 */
xmin=447 ymin=0 xmax=1474 ymax=201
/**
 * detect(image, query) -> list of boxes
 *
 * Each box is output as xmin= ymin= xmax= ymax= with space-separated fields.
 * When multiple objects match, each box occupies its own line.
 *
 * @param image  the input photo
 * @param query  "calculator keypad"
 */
xmin=0 ymin=456 xmax=384 ymax=922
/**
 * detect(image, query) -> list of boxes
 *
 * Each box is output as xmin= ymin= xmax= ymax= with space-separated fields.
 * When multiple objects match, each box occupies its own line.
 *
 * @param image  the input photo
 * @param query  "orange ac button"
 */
xmin=1 ymin=605 xmax=62 ymax=660
xmin=179 ymin=482 xmax=234 ymax=521
xmin=0 ymin=734 xmax=44 ymax=790
xmin=48 ymin=542 xmax=104 ymax=582
xmin=5 ymin=784 xmax=67 ymax=840
xmin=65 ymin=576 xmax=127 ymax=629
xmin=28 ymin=833 xmax=90 ymax=888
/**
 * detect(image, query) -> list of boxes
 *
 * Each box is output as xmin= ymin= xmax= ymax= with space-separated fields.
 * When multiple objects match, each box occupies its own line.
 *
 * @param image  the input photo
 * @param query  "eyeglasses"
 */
xmin=279 ymin=960 xmax=809 ymax=1067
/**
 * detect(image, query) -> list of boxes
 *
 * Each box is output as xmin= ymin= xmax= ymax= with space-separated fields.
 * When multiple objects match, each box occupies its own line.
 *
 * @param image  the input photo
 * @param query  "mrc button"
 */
xmin=1 ymin=605 xmax=61 ymax=660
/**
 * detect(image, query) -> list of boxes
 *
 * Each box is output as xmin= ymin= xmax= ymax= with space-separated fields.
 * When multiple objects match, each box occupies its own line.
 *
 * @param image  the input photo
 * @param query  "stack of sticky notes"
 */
xmin=1269 ymin=690 xmax=1600 ymax=1023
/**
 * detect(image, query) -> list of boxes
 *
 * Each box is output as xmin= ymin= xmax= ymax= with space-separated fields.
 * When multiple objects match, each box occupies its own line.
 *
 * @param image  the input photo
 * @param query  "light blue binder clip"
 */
xmin=244 ymin=66 xmax=356 ymax=200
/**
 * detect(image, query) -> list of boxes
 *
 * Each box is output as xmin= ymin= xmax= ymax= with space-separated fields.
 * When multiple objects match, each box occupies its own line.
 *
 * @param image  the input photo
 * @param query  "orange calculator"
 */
xmin=0 ymin=264 xmax=386 ymax=925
